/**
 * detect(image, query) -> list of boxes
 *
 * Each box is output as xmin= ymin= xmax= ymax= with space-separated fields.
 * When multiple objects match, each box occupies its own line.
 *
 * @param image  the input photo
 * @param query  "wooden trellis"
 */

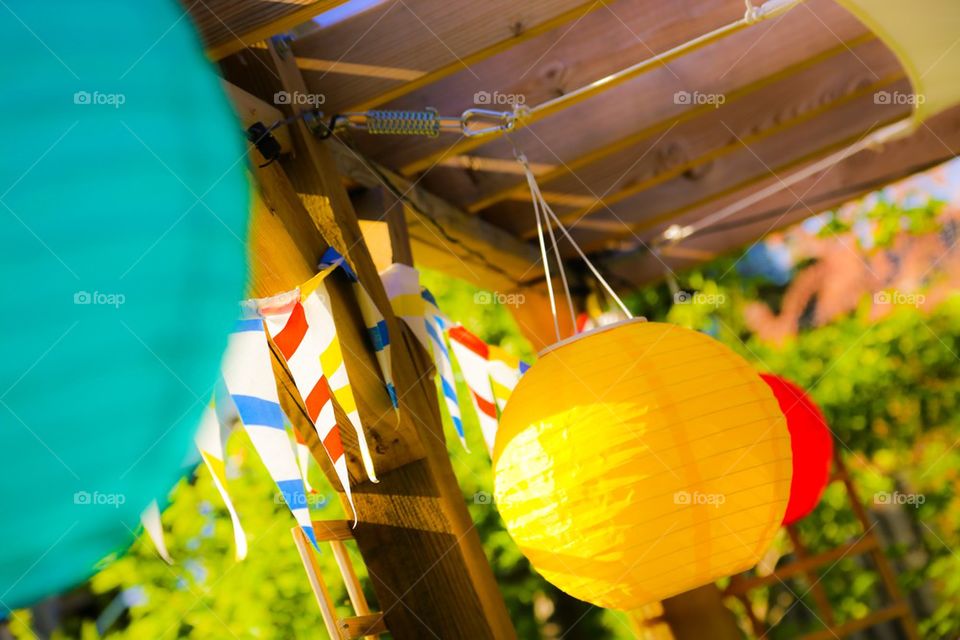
xmin=723 ymin=451 xmax=920 ymax=640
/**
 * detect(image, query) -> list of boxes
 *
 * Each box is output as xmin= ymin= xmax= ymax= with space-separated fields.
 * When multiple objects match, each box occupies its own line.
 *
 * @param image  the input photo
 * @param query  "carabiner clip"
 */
xmin=461 ymin=108 xmax=517 ymax=138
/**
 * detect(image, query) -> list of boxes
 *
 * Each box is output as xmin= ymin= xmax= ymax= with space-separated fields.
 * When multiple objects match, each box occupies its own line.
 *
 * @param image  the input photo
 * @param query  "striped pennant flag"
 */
xmin=195 ymin=400 xmax=248 ymax=560
xmin=448 ymin=326 xmax=499 ymax=453
xmin=487 ymin=345 xmax=529 ymax=413
xmin=301 ymin=268 xmax=379 ymax=485
xmin=319 ymin=247 xmax=398 ymax=409
xmin=421 ymin=288 xmax=467 ymax=449
xmin=380 ymin=263 xmax=430 ymax=352
xmin=254 ymin=283 xmax=363 ymax=517
xmin=221 ymin=312 xmax=318 ymax=549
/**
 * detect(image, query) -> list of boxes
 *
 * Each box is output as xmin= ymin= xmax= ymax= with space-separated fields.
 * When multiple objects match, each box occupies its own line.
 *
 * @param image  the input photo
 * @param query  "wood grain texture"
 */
xmin=291 ymin=0 xmax=601 ymax=113
xmin=330 ymin=144 xmax=542 ymax=293
xmin=188 ymin=0 xmax=348 ymax=60
xmin=359 ymin=0 xmax=863 ymax=180
xmin=602 ymin=103 xmax=960 ymax=286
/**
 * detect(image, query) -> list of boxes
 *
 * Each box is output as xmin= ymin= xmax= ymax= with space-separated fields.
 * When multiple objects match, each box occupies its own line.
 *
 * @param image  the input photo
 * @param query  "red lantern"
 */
xmin=760 ymin=374 xmax=834 ymax=525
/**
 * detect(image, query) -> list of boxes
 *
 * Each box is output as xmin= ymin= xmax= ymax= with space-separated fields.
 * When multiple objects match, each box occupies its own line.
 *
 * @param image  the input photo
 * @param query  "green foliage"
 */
xmin=816 ymin=196 xmax=943 ymax=249
xmin=73 ymin=429 xmax=360 ymax=640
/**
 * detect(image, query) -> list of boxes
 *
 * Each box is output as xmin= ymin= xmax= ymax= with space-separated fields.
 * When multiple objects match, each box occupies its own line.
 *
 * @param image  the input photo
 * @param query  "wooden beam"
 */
xmin=290 ymin=0 xmax=603 ymax=113
xmin=220 ymin=75 xmax=540 ymax=293
xmin=660 ymin=586 xmax=743 ymax=640
xmin=530 ymin=69 xmax=905 ymax=242
xmin=439 ymin=155 xmax=556 ymax=176
xmin=567 ymin=95 xmax=911 ymax=256
xmin=367 ymin=0 xmax=869 ymax=210
xmin=328 ymin=142 xmax=542 ymax=293
xmin=466 ymin=33 xmax=877 ymax=214
xmin=198 ymin=0 xmax=349 ymax=61
xmin=724 ymin=537 xmax=879 ymax=596
xmin=339 ymin=614 xmax=389 ymax=639
xmin=295 ymin=57 xmax=425 ymax=81
xmin=222 ymin=81 xmax=292 ymax=153
xmin=311 ymin=520 xmax=356 ymax=542
xmin=387 ymin=0 xmax=866 ymax=180
xmin=798 ymin=603 xmax=910 ymax=640
xmin=227 ymin=39 xmax=517 ymax=639
xmin=601 ymin=103 xmax=960 ymax=285
xmin=396 ymin=2 xmax=765 ymax=176
xmin=475 ymin=34 xmax=904 ymax=243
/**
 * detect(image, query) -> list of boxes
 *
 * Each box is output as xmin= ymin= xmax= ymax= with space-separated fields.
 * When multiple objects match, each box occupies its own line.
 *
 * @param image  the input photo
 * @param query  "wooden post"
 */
xmin=659 ymin=586 xmax=743 ymax=640
xmin=224 ymin=40 xmax=516 ymax=638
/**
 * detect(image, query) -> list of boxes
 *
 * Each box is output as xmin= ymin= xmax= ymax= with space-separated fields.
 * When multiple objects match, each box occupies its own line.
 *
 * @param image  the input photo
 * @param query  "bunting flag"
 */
xmin=448 ymin=326 xmax=499 ymax=453
xmin=422 ymin=288 xmax=467 ymax=449
xmin=487 ymin=345 xmax=529 ymax=413
xmin=221 ymin=312 xmax=318 ymax=549
xmin=140 ymin=501 xmax=172 ymax=564
xmin=421 ymin=287 xmax=446 ymax=327
xmin=255 ymin=283 xmax=363 ymax=516
xmin=380 ymin=263 xmax=430 ymax=352
xmin=319 ymin=247 xmax=398 ymax=409
xmin=195 ymin=401 xmax=248 ymax=561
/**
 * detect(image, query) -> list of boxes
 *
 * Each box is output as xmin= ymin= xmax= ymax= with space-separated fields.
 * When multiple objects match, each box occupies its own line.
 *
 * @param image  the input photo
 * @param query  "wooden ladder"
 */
xmin=724 ymin=450 xmax=920 ymax=639
xmin=292 ymin=520 xmax=388 ymax=640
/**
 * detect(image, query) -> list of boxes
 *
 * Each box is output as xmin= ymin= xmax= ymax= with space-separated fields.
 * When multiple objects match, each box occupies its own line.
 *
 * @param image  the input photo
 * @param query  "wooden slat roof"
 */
xmin=190 ymin=0 xmax=960 ymax=291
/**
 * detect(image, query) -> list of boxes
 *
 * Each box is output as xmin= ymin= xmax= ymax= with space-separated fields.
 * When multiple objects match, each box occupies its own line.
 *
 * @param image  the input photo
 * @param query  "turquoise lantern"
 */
xmin=0 ymin=1 xmax=249 ymax=610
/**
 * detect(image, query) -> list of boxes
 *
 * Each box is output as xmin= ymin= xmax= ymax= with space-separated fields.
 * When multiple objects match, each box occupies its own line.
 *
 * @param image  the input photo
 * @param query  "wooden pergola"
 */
xmin=183 ymin=0 xmax=956 ymax=637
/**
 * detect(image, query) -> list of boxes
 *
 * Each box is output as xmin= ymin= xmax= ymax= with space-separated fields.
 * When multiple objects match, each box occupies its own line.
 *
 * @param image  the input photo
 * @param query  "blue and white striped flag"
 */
xmin=319 ymin=247 xmax=398 ymax=409
xmin=220 ymin=310 xmax=317 ymax=549
xmin=422 ymin=288 xmax=467 ymax=449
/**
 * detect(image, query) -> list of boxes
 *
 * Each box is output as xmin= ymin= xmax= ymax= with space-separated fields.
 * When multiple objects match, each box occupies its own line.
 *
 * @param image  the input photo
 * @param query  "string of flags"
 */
xmin=141 ymin=248 xmax=531 ymax=562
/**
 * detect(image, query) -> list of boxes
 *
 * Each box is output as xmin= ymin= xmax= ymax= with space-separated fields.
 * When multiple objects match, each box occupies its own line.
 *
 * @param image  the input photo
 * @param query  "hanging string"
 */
xmin=523 ymin=155 xmax=562 ymax=342
xmin=518 ymin=154 xmax=577 ymax=335
xmin=543 ymin=188 xmax=578 ymax=333
xmin=518 ymin=153 xmax=634 ymax=326
xmin=540 ymin=200 xmax=634 ymax=320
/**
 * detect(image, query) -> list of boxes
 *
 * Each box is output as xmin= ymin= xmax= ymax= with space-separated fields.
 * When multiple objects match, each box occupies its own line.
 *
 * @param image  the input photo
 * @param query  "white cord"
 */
xmin=541 ymin=186 xmax=578 ymax=331
xmin=540 ymin=198 xmax=634 ymax=319
xmin=518 ymin=155 xmax=634 ymax=322
xmin=524 ymin=157 xmax=562 ymax=342
xmin=677 ymin=119 xmax=913 ymax=240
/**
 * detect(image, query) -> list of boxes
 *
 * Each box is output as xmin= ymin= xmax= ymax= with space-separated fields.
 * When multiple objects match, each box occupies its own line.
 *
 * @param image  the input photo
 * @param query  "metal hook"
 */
xmin=461 ymin=109 xmax=516 ymax=138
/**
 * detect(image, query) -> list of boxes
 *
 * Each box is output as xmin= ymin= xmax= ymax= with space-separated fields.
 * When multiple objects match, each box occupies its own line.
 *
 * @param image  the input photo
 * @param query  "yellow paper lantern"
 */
xmin=493 ymin=320 xmax=792 ymax=609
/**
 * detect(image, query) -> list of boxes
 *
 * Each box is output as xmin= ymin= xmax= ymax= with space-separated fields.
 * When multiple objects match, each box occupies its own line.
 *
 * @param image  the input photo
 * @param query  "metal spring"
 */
xmin=365 ymin=108 xmax=440 ymax=137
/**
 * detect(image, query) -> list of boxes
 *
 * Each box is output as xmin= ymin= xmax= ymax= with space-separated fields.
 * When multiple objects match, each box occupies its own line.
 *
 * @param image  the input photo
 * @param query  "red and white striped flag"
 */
xmin=255 ymin=286 xmax=358 ymax=519
xmin=448 ymin=326 xmax=499 ymax=453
